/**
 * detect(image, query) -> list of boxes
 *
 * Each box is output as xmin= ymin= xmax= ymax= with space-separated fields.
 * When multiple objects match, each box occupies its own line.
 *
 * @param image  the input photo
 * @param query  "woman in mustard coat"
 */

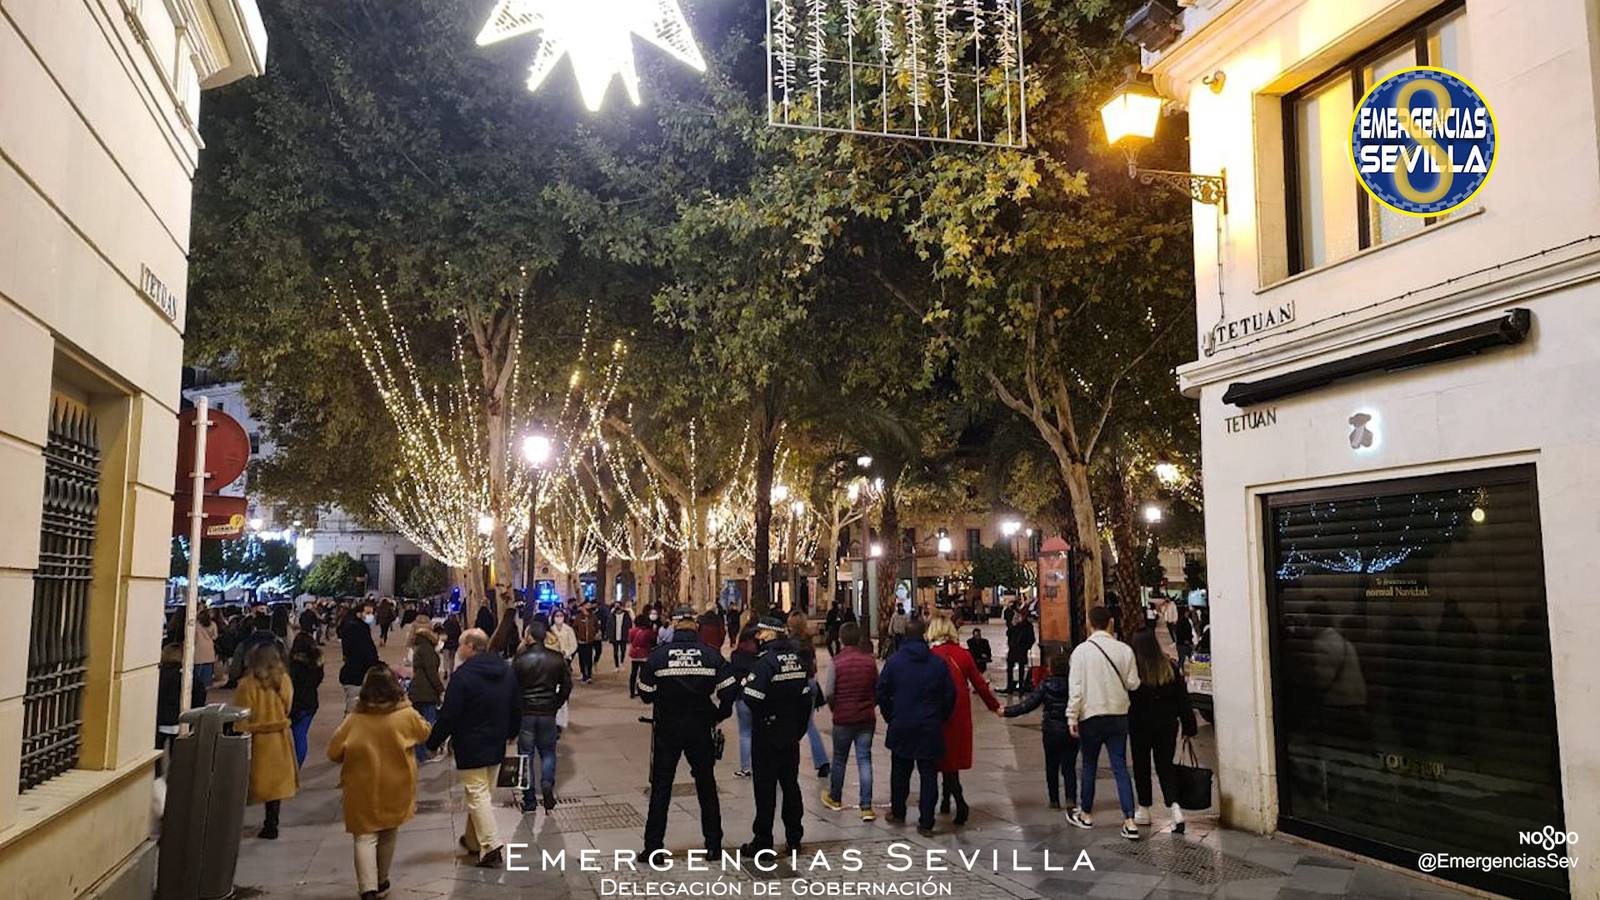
xmin=328 ymin=665 xmax=433 ymax=900
xmin=234 ymin=642 xmax=298 ymax=839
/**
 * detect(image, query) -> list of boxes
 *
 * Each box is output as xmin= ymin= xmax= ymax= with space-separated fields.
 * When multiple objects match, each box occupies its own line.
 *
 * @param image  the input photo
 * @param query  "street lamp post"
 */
xmin=1100 ymin=71 xmax=1228 ymax=212
xmin=522 ymin=433 xmax=553 ymax=610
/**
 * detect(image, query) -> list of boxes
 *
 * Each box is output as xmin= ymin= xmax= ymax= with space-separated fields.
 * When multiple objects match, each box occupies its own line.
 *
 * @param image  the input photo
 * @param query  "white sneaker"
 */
xmin=1065 ymin=810 xmax=1093 ymax=829
xmin=1133 ymin=807 xmax=1152 ymax=826
xmin=1170 ymin=802 xmax=1186 ymax=834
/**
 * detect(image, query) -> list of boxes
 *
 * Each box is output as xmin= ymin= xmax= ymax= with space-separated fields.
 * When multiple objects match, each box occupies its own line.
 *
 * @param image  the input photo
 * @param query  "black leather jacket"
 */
xmin=1005 ymin=674 xmax=1070 ymax=730
xmin=512 ymin=645 xmax=572 ymax=716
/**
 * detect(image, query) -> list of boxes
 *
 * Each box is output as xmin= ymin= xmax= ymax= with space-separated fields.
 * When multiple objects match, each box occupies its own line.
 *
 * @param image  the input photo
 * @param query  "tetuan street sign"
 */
xmin=1203 ymin=301 xmax=1296 ymax=356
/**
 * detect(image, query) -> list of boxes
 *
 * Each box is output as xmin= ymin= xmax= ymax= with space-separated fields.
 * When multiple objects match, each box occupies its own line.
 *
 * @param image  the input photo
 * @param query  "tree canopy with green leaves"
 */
xmin=189 ymin=0 xmax=1200 ymax=620
xmin=303 ymin=551 xmax=367 ymax=597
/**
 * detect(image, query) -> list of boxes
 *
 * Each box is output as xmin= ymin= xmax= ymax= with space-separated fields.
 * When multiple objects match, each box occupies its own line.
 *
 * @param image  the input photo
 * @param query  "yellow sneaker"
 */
xmin=820 ymin=789 xmax=843 ymax=811
xmin=860 ymin=807 xmax=877 ymax=822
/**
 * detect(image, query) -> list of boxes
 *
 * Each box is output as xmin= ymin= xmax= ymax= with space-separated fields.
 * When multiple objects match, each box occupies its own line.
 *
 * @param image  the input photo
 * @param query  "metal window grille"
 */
xmin=21 ymin=398 xmax=100 ymax=791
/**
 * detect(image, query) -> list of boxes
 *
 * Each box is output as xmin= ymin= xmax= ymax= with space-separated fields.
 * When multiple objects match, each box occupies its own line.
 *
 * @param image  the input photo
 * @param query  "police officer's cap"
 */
xmin=672 ymin=605 xmax=698 ymax=622
xmin=756 ymin=614 xmax=788 ymax=633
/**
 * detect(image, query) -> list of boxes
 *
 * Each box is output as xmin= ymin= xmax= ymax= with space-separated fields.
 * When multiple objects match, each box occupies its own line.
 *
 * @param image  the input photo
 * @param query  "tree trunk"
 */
xmin=750 ymin=391 xmax=778 ymax=616
xmin=687 ymin=502 xmax=711 ymax=608
xmin=485 ymin=399 xmax=514 ymax=617
xmin=1103 ymin=454 xmax=1146 ymax=642
xmin=1061 ymin=460 xmax=1106 ymax=621
xmin=819 ymin=505 xmax=840 ymax=613
xmin=874 ymin=482 xmax=900 ymax=644
xmin=657 ymin=547 xmax=681 ymax=609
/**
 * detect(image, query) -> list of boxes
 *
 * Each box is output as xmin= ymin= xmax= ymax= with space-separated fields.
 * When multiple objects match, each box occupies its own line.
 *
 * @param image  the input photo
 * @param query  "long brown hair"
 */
xmin=245 ymin=642 xmax=286 ymax=684
xmin=1131 ymin=630 xmax=1175 ymax=687
xmin=355 ymin=664 xmax=407 ymax=713
xmin=786 ymin=611 xmax=810 ymax=640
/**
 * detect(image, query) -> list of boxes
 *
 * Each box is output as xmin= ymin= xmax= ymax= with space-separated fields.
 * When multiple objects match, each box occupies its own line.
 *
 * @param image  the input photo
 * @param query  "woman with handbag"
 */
xmin=1128 ymin=629 xmax=1198 ymax=833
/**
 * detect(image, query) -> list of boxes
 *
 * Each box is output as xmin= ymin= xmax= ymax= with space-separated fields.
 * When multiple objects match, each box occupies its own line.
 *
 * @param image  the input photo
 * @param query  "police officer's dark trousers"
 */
xmin=750 ymin=738 xmax=803 ymax=849
xmin=645 ymin=724 xmax=722 ymax=852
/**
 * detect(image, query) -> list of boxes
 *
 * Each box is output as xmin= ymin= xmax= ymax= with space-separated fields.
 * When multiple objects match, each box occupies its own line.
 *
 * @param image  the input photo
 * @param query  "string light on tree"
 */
xmin=475 ymin=0 xmax=707 ymax=112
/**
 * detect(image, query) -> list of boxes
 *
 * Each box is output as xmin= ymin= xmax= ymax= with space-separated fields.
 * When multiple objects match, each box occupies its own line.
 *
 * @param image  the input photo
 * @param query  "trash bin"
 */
xmin=157 ymin=703 xmax=253 ymax=900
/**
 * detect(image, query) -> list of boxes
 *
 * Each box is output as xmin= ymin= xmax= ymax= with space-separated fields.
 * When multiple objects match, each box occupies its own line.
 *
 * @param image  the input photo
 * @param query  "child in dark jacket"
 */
xmin=1002 ymin=652 xmax=1078 ymax=811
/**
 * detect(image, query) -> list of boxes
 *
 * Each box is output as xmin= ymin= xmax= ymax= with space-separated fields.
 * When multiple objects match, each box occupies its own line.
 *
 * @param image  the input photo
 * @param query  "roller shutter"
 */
xmin=1264 ymin=464 xmax=1565 ymax=898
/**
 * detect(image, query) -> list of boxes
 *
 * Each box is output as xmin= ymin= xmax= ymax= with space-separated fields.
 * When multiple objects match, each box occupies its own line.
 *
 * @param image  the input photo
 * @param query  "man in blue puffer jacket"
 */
xmin=876 ymin=619 xmax=955 ymax=836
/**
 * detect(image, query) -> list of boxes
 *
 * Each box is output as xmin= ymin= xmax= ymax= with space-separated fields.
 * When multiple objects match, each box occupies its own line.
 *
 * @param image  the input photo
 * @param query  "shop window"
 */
xmin=360 ymin=554 xmax=381 ymax=592
xmin=1285 ymin=2 xmax=1469 ymax=273
xmin=21 ymin=397 xmax=101 ymax=791
xmin=1264 ymin=465 xmax=1564 ymax=898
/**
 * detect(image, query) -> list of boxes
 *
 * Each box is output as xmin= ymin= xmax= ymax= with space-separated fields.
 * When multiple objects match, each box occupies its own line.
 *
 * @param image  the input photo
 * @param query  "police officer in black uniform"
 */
xmin=639 ymin=606 xmax=739 ymax=857
xmin=739 ymin=614 xmax=814 ymax=855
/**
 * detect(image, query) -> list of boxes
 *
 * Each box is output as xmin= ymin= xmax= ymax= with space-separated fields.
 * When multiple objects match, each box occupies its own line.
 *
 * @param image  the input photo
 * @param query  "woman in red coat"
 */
xmin=928 ymin=614 xmax=1001 ymax=825
xmin=627 ymin=607 xmax=659 ymax=699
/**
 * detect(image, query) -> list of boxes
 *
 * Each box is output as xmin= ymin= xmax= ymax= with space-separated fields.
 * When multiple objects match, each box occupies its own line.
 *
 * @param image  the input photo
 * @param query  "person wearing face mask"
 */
xmin=628 ymin=606 xmax=659 ymax=699
xmin=340 ymin=602 xmax=382 ymax=713
xmin=549 ymin=609 xmax=579 ymax=671
xmin=740 ymin=615 xmax=815 ymax=856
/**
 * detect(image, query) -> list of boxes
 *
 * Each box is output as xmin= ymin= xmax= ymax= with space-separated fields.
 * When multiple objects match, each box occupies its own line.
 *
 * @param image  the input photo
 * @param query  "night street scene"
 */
xmin=0 ymin=1 xmax=1593 ymax=899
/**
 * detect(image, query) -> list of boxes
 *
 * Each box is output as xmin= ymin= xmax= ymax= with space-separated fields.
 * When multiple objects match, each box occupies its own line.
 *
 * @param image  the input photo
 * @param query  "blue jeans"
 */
xmin=518 ymin=715 xmax=560 ymax=806
xmin=1078 ymin=714 xmax=1135 ymax=820
xmin=193 ymin=663 xmax=214 ymax=706
xmin=414 ymin=703 xmax=438 ymax=763
xmin=828 ymin=723 xmax=874 ymax=808
xmin=805 ymin=680 xmax=828 ymax=769
xmin=734 ymin=700 xmax=753 ymax=771
xmin=289 ymin=709 xmax=315 ymax=768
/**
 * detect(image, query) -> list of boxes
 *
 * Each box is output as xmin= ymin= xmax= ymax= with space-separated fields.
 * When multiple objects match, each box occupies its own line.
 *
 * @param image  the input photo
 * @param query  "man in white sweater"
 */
xmin=1065 ymin=606 xmax=1142 ymax=839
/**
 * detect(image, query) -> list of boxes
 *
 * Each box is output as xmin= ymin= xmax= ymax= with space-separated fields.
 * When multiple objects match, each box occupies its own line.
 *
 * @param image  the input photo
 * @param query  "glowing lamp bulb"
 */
xmin=1142 ymin=505 xmax=1164 ymax=525
xmin=478 ymin=514 xmax=496 ymax=536
xmin=937 ymin=536 xmax=953 ymax=554
xmin=1100 ymin=79 xmax=1163 ymax=144
xmin=522 ymin=433 xmax=553 ymax=467
xmin=869 ymin=542 xmax=884 ymax=559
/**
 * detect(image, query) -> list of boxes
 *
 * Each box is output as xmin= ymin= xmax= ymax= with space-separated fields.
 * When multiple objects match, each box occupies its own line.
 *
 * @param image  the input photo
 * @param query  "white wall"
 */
xmin=1149 ymin=0 xmax=1600 ymax=894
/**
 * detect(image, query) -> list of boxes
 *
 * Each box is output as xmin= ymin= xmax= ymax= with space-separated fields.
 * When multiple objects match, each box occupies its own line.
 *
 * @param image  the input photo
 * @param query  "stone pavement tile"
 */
xmin=1035 ymin=876 xmax=1099 ymax=895
xmin=1086 ymin=879 xmax=1157 ymax=899
xmin=1153 ymin=873 xmax=1218 ymax=896
xmin=1284 ymin=862 xmax=1354 ymax=894
xmin=1098 ymin=870 xmax=1169 ymax=887
xmin=1240 ymin=849 xmax=1304 ymax=875
xmin=1341 ymin=866 xmax=1416 ymax=899
xmin=1209 ymin=877 xmax=1293 ymax=899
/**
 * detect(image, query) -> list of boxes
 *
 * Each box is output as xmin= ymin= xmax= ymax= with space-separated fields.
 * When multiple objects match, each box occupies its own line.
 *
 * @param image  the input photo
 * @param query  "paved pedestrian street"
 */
xmin=224 ymin=639 xmax=1475 ymax=900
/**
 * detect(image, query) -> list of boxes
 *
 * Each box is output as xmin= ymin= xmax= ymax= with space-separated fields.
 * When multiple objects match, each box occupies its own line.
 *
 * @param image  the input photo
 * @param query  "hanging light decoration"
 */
xmin=475 ymin=0 xmax=707 ymax=112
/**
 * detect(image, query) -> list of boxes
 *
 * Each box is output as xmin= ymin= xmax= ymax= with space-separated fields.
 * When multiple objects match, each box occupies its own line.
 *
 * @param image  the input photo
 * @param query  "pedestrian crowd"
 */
xmin=156 ymin=587 xmax=1202 ymax=896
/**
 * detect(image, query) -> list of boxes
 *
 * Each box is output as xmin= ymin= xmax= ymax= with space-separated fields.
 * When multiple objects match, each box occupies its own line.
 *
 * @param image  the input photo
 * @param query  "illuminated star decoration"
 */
xmin=475 ymin=0 xmax=706 ymax=112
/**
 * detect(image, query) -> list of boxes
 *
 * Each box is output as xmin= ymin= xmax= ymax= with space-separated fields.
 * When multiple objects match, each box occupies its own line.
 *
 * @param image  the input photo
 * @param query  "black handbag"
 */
xmin=496 ymin=754 xmax=528 ymax=790
xmin=1175 ymin=736 xmax=1213 ymax=811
